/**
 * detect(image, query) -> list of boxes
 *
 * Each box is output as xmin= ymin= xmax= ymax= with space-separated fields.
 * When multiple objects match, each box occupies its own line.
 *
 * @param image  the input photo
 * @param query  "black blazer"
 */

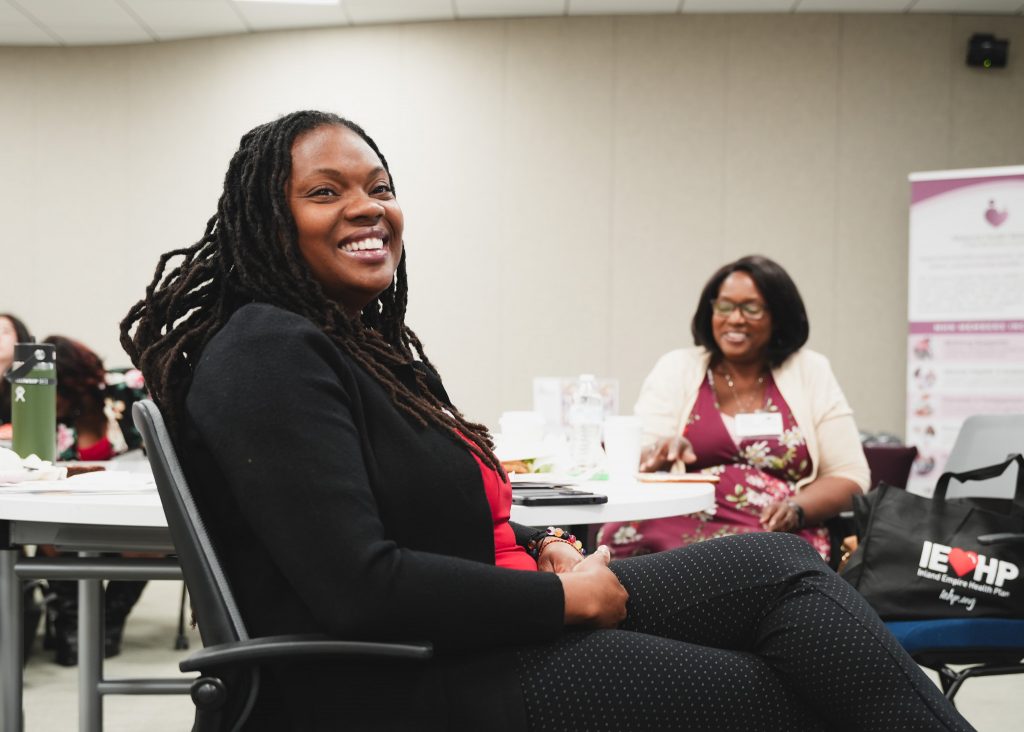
xmin=182 ymin=304 xmax=564 ymax=730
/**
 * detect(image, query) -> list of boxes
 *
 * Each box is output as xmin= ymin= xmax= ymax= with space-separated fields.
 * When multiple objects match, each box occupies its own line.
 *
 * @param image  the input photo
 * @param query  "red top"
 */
xmin=466 ymin=447 xmax=537 ymax=572
xmin=77 ymin=436 xmax=114 ymax=461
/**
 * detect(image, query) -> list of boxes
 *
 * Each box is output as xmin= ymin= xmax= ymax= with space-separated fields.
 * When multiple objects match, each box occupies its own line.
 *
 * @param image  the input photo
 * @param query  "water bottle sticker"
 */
xmin=14 ymin=386 xmax=25 ymax=403
xmin=10 ymin=377 xmax=57 ymax=386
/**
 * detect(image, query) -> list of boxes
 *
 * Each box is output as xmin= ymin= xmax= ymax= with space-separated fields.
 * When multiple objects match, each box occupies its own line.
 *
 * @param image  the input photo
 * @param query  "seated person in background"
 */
xmin=599 ymin=256 xmax=869 ymax=562
xmin=39 ymin=335 xmax=148 ymax=666
xmin=117 ymin=111 xmax=971 ymax=731
xmin=0 ymin=313 xmax=34 ymax=439
xmin=44 ymin=335 xmax=146 ymax=460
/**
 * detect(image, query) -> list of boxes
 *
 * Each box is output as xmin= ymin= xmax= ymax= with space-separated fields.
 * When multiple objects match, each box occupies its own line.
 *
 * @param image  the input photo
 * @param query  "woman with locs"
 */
xmin=120 ymin=111 xmax=972 ymax=731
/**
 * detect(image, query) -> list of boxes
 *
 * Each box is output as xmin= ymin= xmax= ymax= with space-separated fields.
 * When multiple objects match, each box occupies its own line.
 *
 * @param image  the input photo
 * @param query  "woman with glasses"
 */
xmin=599 ymin=255 xmax=869 ymax=562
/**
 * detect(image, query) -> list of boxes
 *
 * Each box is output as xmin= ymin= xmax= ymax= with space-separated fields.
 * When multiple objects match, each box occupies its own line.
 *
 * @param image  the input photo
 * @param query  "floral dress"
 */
xmin=598 ymin=372 xmax=832 ymax=561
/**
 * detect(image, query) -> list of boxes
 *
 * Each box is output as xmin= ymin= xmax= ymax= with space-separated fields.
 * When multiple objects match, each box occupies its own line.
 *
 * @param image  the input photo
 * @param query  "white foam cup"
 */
xmin=498 ymin=411 xmax=546 ymax=453
xmin=603 ymin=415 xmax=642 ymax=480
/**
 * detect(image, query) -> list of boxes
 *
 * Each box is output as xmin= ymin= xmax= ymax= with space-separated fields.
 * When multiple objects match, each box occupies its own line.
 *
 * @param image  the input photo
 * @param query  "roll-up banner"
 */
xmin=906 ymin=165 xmax=1024 ymax=496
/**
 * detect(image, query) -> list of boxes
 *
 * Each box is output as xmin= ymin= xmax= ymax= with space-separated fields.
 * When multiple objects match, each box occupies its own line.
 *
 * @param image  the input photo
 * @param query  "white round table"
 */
xmin=0 ymin=469 xmax=714 ymax=732
xmin=510 ymin=478 xmax=715 ymax=526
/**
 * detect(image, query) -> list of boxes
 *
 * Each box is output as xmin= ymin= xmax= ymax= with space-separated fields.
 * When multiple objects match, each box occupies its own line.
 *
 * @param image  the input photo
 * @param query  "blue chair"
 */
xmin=885 ymin=531 xmax=1024 ymax=702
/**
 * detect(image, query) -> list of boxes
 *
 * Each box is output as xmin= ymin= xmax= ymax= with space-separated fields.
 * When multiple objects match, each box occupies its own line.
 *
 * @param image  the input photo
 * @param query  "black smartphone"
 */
xmin=511 ymin=485 xmax=608 ymax=506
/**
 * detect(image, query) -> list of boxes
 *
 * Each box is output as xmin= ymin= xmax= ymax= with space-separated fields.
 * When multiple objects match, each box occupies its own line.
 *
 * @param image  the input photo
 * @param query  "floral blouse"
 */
xmin=601 ymin=371 xmax=832 ymax=561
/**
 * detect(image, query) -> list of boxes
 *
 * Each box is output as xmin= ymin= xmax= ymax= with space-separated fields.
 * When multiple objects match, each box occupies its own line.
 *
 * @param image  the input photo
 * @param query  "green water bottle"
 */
xmin=7 ymin=343 xmax=57 ymax=462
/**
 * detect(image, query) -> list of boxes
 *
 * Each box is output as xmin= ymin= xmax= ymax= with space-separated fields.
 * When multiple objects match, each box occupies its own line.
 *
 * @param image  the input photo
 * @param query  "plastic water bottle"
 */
xmin=568 ymin=374 xmax=604 ymax=471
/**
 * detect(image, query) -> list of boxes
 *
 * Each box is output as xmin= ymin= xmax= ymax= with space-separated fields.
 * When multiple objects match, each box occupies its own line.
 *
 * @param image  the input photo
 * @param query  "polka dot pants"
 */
xmin=515 ymin=532 xmax=974 ymax=731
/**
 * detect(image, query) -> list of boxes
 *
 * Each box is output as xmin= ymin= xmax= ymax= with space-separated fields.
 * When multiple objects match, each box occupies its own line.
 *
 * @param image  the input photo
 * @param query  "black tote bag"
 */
xmin=840 ymin=454 xmax=1024 ymax=620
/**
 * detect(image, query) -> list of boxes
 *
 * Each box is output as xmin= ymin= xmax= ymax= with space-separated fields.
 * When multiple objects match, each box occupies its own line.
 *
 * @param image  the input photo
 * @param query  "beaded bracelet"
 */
xmin=527 ymin=526 xmax=586 ymax=559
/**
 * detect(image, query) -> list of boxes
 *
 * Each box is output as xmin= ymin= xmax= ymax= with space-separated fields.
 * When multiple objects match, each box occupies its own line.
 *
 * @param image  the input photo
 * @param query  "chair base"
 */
xmin=935 ymin=661 xmax=1024 ymax=702
xmin=886 ymin=618 xmax=1024 ymax=703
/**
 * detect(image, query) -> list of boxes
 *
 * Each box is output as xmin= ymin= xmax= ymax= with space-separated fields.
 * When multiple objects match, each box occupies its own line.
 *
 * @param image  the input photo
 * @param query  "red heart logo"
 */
xmin=948 ymin=547 xmax=978 ymax=577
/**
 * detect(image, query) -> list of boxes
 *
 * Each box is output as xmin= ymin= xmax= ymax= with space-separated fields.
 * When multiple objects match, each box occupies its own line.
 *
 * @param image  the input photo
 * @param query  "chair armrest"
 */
xmin=179 ymin=634 xmax=433 ymax=673
xmin=978 ymin=533 xmax=1024 ymax=546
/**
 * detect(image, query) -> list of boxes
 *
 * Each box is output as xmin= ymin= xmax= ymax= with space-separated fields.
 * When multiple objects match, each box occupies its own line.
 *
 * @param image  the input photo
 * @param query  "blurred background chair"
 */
xmin=863 ymin=444 xmax=918 ymax=491
xmin=827 ymin=440 xmax=918 ymax=569
xmin=943 ymin=414 xmax=1024 ymax=502
xmin=132 ymin=399 xmax=432 ymax=731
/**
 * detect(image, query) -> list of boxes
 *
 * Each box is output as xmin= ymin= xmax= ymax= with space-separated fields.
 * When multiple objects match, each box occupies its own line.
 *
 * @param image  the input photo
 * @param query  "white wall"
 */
xmin=2 ymin=14 xmax=1022 ymax=435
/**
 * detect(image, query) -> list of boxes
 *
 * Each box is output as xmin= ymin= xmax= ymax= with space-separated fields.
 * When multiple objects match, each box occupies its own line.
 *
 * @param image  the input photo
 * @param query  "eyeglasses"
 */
xmin=710 ymin=299 xmax=767 ymax=320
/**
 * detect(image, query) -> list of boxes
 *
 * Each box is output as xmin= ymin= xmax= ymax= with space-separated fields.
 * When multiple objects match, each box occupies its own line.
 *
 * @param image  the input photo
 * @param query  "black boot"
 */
xmin=104 ymin=580 xmax=147 ymax=659
xmin=47 ymin=579 xmax=80 ymax=667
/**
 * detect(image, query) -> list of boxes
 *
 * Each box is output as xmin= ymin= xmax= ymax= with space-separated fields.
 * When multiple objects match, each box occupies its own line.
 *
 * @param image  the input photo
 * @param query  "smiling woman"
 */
xmin=118 ymin=114 xmax=972 ymax=732
xmin=287 ymin=125 xmax=404 ymax=315
xmin=599 ymin=255 xmax=872 ymax=563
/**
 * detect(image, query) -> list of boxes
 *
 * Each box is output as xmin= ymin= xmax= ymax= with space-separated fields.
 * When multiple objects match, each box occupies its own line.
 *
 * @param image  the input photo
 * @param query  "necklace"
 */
xmin=710 ymin=366 xmax=765 ymax=413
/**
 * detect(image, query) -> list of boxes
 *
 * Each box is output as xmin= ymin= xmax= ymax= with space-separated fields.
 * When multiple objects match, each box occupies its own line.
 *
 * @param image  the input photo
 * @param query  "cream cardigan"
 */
xmin=634 ymin=347 xmax=871 ymax=492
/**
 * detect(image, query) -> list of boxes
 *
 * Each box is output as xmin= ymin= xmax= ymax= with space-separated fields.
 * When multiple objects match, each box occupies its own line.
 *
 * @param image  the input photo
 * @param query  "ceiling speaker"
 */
xmin=966 ymin=33 xmax=1008 ymax=69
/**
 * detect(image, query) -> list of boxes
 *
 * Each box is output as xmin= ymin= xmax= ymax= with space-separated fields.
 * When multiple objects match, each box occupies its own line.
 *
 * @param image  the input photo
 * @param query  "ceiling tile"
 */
xmin=124 ymin=0 xmax=248 ymax=40
xmin=233 ymin=0 xmax=348 ymax=31
xmin=682 ymin=0 xmax=796 ymax=12
xmin=345 ymin=0 xmax=454 ymax=25
xmin=796 ymin=0 xmax=910 ymax=12
xmin=13 ymin=0 xmax=138 ymax=27
xmin=0 ymin=1 xmax=29 ymax=22
xmin=0 ymin=1 xmax=57 ymax=44
xmin=912 ymin=0 xmax=1024 ymax=12
xmin=455 ymin=0 xmax=565 ymax=18
xmin=45 ymin=24 xmax=153 ymax=43
xmin=569 ymin=0 xmax=679 ymax=15
xmin=0 ymin=27 xmax=56 ymax=43
xmin=10 ymin=0 xmax=153 ymax=42
xmin=2 ymin=0 xmax=1021 ymax=46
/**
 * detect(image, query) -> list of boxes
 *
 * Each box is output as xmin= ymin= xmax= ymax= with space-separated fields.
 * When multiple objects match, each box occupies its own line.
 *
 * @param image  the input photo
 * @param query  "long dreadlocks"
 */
xmin=120 ymin=110 xmax=501 ymax=472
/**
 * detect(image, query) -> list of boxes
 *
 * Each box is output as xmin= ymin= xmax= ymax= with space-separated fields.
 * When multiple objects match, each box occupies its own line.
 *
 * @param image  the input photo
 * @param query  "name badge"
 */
xmin=735 ymin=411 xmax=783 ymax=438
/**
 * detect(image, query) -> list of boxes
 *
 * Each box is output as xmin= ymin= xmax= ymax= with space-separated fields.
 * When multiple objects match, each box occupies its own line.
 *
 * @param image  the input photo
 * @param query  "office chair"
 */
xmin=862 ymin=444 xmax=918 ymax=491
xmin=132 ymin=400 xmax=433 ymax=731
xmin=943 ymin=414 xmax=1024 ymax=502
xmin=826 ymin=444 xmax=918 ymax=569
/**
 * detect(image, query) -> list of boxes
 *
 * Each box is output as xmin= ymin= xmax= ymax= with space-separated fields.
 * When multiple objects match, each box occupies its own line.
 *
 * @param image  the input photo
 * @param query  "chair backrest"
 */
xmin=863 ymin=445 xmax=918 ymax=490
xmin=944 ymin=414 xmax=1024 ymax=500
xmin=132 ymin=399 xmax=250 ymax=648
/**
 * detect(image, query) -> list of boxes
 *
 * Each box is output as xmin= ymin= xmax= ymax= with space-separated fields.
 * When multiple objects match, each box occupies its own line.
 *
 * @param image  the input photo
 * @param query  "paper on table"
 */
xmin=0 ymin=471 xmax=155 ymax=494
xmin=634 ymin=472 xmax=720 ymax=484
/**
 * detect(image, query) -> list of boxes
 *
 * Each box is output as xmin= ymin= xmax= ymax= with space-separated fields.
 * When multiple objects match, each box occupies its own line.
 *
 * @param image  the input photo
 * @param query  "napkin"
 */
xmin=0 ymin=447 xmax=68 ymax=485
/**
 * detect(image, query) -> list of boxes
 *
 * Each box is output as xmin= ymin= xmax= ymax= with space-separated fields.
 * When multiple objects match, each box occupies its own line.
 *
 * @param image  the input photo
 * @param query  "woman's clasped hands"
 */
xmin=759 ymin=499 xmax=801 ymax=533
xmin=547 ymin=544 xmax=628 ymax=629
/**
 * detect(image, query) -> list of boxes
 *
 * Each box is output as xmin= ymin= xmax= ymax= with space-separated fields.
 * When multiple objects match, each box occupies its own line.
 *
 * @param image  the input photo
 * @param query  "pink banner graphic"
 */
xmin=906 ymin=166 xmax=1024 ymax=496
xmin=909 ymin=320 xmax=1024 ymax=334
